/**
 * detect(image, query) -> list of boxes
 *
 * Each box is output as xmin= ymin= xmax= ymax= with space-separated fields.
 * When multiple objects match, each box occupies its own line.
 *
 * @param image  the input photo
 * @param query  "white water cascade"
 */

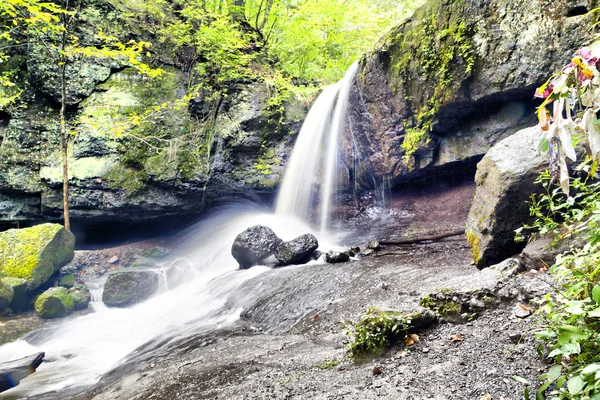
xmin=0 ymin=62 xmax=360 ymax=398
xmin=275 ymin=62 xmax=359 ymax=232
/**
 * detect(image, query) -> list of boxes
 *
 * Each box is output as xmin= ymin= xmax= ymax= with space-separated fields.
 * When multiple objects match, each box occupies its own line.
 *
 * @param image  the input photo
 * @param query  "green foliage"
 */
xmin=419 ymin=294 xmax=462 ymax=317
xmin=317 ymin=359 xmax=341 ymax=369
xmin=343 ymin=307 xmax=409 ymax=358
xmin=386 ymin=6 xmax=477 ymax=159
xmin=519 ymin=172 xmax=600 ymax=398
xmin=515 ymin=170 xmax=600 ymax=244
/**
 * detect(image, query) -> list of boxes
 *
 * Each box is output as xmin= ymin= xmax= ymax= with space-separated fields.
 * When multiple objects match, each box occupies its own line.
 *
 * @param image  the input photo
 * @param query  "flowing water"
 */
xmin=0 ymin=62 xmax=360 ymax=398
xmin=275 ymin=62 xmax=358 ymax=232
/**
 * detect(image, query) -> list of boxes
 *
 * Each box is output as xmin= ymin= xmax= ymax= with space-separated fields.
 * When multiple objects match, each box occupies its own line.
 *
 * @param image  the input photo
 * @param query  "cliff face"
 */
xmin=1 ymin=0 xmax=597 ymax=228
xmin=0 ymin=0 xmax=306 ymax=227
xmin=343 ymin=0 xmax=598 ymax=187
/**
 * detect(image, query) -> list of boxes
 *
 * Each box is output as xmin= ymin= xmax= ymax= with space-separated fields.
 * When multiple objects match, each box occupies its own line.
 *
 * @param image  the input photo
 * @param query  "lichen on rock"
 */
xmin=34 ymin=287 xmax=75 ymax=319
xmin=0 ymin=224 xmax=75 ymax=290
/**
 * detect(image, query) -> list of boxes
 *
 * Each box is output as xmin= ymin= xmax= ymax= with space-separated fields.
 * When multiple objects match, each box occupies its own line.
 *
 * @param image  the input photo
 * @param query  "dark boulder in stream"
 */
xmin=0 ymin=352 xmax=45 ymax=393
xmin=231 ymin=225 xmax=283 ymax=269
xmin=102 ymin=270 xmax=159 ymax=308
xmin=274 ymin=234 xmax=319 ymax=266
xmin=325 ymin=251 xmax=351 ymax=264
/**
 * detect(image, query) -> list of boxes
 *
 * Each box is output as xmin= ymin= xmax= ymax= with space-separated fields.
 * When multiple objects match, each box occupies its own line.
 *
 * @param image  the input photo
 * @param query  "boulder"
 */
xmin=466 ymin=127 xmax=547 ymax=268
xmin=0 ymin=280 xmax=14 ymax=311
xmin=520 ymin=234 xmax=584 ymax=270
xmin=274 ymin=234 xmax=319 ymax=266
xmin=367 ymin=240 xmax=382 ymax=251
xmin=0 ymin=224 xmax=75 ymax=290
xmin=0 ymin=352 xmax=45 ymax=393
xmin=34 ymin=287 xmax=75 ymax=319
xmin=69 ymin=284 xmax=91 ymax=311
xmin=58 ymin=274 xmax=76 ymax=288
xmin=325 ymin=251 xmax=351 ymax=264
xmin=1 ymin=278 xmax=27 ymax=312
xmin=231 ymin=225 xmax=283 ymax=269
xmin=102 ymin=270 xmax=159 ymax=307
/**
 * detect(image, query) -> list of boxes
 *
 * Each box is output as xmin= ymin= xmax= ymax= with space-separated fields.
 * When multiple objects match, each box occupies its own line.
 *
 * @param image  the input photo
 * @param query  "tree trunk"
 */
xmin=60 ymin=0 xmax=70 ymax=231
xmin=259 ymin=0 xmax=273 ymax=31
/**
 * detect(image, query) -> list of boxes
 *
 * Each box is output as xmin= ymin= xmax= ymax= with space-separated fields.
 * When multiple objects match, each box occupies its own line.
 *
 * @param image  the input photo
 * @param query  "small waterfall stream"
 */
xmin=0 ymin=62 xmax=361 ymax=398
xmin=275 ymin=62 xmax=359 ymax=232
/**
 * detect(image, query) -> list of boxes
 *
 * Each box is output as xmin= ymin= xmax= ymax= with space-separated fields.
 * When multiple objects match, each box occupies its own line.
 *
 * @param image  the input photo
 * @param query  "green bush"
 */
xmin=519 ymin=173 xmax=600 ymax=398
xmin=344 ymin=307 xmax=409 ymax=358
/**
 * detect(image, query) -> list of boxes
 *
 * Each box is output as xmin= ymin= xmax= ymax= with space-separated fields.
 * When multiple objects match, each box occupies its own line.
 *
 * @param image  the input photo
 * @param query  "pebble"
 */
xmin=422 ymin=347 xmax=430 ymax=353
xmin=513 ymin=303 xmax=532 ymax=319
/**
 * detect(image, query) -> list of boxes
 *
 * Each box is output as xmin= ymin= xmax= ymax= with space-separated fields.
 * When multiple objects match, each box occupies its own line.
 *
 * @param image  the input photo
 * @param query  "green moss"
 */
xmin=419 ymin=294 xmax=462 ymax=317
xmin=59 ymin=274 xmax=76 ymax=288
xmin=104 ymin=163 xmax=148 ymax=193
xmin=0 ymin=280 xmax=14 ymax=310
xmin=345 ymin=307 xmax=431 ymax=359
xmin=0 ymin=224 xmax=75 ymax=290
xmin=318 ymin=359 xmax=341 ymax=370
xmin=381 ymin=0 xmax=476 ymax=160
xmin=34 ymin=287 xmax=75 ymax=319
xmin=466 ymin=231 xmax=481 ymax=265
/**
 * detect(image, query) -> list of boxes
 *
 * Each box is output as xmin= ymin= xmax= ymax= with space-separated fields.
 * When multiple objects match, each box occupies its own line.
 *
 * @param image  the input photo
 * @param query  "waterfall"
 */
xmin=275 ymin=62 xmax=359 ymax=232
xmin=0 ymin=62 xmax=361 ymax=398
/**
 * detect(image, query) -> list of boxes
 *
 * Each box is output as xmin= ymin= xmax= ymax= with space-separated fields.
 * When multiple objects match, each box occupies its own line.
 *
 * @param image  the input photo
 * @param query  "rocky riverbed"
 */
xmin=1 ymin=237 xmax=547 ymax=400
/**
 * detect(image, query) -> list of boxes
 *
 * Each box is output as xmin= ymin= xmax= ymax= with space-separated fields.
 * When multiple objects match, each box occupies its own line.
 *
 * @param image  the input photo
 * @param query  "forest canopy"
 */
xmin=112 ymin=0 xmax=424 ymax=96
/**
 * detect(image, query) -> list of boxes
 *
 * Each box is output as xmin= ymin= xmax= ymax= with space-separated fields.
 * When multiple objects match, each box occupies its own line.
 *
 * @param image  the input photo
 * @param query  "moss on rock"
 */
xmin=69 ymin=284 xmax=91 ymax=311
xmin=0 ymin=224 xmax=75 ymax=290
xmin=34 ymin=287 xmax=75 ymax=319
xmin=1 ymin=277 xmax=28 ymax=312
xmin=59 ymin=274 xmax=76 ymax=288
xmin=0 ymin=279 xmax=14 ymax=311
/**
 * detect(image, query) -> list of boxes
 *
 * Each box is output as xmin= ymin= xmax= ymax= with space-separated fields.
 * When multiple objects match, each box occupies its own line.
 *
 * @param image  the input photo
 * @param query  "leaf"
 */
xmin=451 ymin=333 xmax=462 ymax=342
xmin=511 ymin=375 xmax=531 ymax=386
xmin=582 ymin=364 xmax=600 ymax=375
xmin=567 ymin=375 xmax=585 ymax=395
xmin=538 ymin=137 xmax=549 ymax=153
xmin=545 ymin=365 xmax=563 ymax=382
xmin=558 ymin=119 xmax=578 ymax=162
xmin=405 ymin=334 xmax=419 ymax=347
xmin=593 ymin=285 xmax=600 ymax=304
xmin=558 ymin=325 xmax=588 ymax=345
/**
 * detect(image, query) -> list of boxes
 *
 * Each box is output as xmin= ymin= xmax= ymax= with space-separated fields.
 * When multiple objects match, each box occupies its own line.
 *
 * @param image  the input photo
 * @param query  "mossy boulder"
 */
xmin=465 ymin=127 xmax=547 ymax=268
xmin=0 ymin=280 xmax=14 ymax=310
xmin=34 ymin=287 xmax=75 ymax=319
xmin=59 ymin=274 xmax=76 ymax=289
xmin=0 ymin=224 xmax=76 ymax=290
xmin=1 ymin=278 xmax=28 ymax=312
xmin=69 ymin=284 xmax=91 ymax=311
xmin=102 ymin=270 xmax=159 ymax=308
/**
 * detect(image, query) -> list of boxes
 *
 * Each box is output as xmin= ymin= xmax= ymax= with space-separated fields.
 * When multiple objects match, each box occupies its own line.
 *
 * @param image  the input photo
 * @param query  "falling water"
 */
xmin=274 ymin=83 xmax=342 ymax=221
xmin=319 ymin=62 xmax=359 ymax=232
xmin=275 ymin=62 xmax=359 ymax=232
xmin=0 ymin=62 xmax=361 ymax=398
